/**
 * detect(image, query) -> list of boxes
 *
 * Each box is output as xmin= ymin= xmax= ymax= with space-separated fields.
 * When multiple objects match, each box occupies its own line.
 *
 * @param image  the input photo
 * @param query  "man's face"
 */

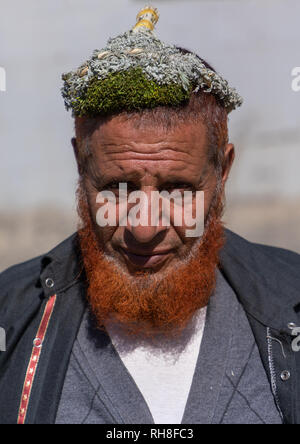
xmin=73 ymin=113 xmax=234 ymax=336
xmin=75 ymin=114 xmax=233 ymax=278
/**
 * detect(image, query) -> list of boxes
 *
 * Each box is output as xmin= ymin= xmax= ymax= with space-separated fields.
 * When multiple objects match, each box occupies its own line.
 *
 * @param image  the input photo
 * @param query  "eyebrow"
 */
xmin=157 ymin=171 xmax=208 ymax=188
xmin=90 ymin=171 xmax=142 ymax=189
xmin=89 ymin=166 xmax=210 ymax=189
xmin=158 ymin=180 xmax=197 ymax=189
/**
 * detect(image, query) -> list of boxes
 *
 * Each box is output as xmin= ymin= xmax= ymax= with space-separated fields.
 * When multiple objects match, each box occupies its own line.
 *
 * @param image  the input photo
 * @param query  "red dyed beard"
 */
xmin=77 ymin=183 xmax=225 ymax=339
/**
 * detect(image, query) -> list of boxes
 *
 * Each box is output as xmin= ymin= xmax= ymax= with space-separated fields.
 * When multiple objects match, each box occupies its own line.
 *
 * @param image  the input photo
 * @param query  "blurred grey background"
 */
xmin=0 ymin=0 xmax=299 ymax=271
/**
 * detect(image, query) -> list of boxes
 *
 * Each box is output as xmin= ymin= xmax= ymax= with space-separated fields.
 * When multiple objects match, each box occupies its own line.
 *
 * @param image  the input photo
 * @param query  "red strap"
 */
xmin=17 ymin=294 xmax=57 ymax=424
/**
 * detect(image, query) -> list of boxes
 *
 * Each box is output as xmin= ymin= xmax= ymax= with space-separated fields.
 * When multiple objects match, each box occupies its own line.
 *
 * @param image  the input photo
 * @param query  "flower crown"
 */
xmin=62 ymin=6 xmax=243 ymax=117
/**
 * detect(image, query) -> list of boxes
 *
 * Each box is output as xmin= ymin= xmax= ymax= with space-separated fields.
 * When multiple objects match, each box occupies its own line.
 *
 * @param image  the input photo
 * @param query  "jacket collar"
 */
xmin=220 ymin=230 xmax=300 ymax=333
xmin=39 ymin=234 xmax=85 ymax=299
xmin=39 ymin=230 xmax=300 ymax=333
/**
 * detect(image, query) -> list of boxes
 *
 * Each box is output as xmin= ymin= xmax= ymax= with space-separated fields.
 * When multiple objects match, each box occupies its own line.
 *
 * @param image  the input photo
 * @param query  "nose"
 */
xmin=129 ymin=223 xmax=167 ymax=244
xmin=126 ymin=189 xmax=168 ymax=244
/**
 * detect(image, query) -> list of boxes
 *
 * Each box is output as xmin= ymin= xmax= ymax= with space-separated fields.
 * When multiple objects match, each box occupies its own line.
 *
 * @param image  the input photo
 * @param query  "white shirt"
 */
xmin=106 ymin=307 xmax=207 ymax=424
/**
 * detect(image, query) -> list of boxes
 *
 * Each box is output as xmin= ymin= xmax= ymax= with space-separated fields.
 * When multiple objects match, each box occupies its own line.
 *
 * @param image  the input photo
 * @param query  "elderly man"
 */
xmin=1 ymin=7 xmax=300 ymax=425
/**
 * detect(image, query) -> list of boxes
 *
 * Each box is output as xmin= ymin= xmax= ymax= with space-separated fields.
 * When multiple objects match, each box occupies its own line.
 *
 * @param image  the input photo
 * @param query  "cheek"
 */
xmin=203 ymin=190 xmax=215 ymax=217
xmin=170 ymin=186 xmax=216 ymax=242
xmin=97 ymin=226 xmax=118 ymax=249
xmin=85 ymin=187 xmax=118 ymax=248
xmin=85 ymin=188 xmax=98 ymax=222
xmin=202 ymin=175 xmax=219 ymax=216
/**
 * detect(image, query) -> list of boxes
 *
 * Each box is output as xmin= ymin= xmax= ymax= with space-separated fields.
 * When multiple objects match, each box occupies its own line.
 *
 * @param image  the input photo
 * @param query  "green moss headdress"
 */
xmin=61 ymin=6 xmax=243 ymax=117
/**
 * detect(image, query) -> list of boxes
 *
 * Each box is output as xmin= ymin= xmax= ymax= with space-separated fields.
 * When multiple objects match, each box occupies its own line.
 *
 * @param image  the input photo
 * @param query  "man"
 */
xmin=1 ymin=6 xmax=300 ymax=425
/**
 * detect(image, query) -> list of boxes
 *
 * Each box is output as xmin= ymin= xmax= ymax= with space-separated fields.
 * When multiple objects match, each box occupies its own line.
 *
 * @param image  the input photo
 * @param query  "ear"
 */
xmin=72 ymin=137 xmax=83 ymax=175
xmin=221 ymin=143 xmax=235 ymax=186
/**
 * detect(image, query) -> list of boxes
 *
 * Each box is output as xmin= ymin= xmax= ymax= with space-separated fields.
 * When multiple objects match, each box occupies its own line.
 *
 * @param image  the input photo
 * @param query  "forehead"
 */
xmin=86 ymin=115 xmax=208 ymax=182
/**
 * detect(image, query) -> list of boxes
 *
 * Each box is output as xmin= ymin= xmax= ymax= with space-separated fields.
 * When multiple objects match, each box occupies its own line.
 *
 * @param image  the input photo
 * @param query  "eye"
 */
xmin=161 ymin=182 xmax=196 ymax=192
xmin=105 ymin=181 xmax=119 ymax=190
xmin=102 ymin=181 xmax=138 ymax=192
xmin=126 ymin=181 xmax=139 ymax=192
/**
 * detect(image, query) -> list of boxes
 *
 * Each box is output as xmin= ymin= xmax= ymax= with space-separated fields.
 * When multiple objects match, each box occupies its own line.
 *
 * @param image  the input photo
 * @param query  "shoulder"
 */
xmin=251 ymin=241 xmax=300 ymax=267
xmin=0 ymin=255 xmax=44 ymax=319
xmin=0 ymin=255 xmax=43 ymax=288
xmin=222 ymin=229 xmax=300 ymax=293
xmin=224 ymin=229 xmax=300 ymax=267
xmin=221 ymin=229 xmax=300 ymax=341
xmin=0 ymin=234 xmax=79 ymax=320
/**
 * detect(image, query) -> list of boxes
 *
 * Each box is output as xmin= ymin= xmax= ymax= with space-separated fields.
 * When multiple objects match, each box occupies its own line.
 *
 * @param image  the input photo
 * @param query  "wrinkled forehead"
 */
xmin=83 ymin=114 xmax=207 ymax=156
xmin=81 ymin=114 xmax=209 ymax=182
